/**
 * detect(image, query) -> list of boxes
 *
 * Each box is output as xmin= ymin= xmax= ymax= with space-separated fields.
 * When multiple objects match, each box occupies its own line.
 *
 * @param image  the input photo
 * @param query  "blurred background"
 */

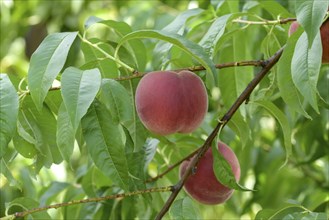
xmin=1 ymin=0 xmax=327 ymax=219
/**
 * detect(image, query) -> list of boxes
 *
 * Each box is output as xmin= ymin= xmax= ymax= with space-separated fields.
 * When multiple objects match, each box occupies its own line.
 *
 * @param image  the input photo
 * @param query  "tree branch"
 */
xmin=155 ymin=46 xmax=285 ymax=220
xmin=18 ymin=59 xmax=266 ymax=96
xmin=2 ymin=186 xmax=173 ymax=220
xmin=146 ymin=148 xmax=200 ymax=183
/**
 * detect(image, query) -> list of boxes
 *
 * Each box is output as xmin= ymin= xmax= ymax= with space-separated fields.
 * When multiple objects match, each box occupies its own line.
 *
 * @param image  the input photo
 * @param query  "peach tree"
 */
xmin=1 ymin=0 xmax=328 ymax=219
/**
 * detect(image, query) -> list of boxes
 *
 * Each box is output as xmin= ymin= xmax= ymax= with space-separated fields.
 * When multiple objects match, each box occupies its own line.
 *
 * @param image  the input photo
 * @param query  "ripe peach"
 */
xmin=135 ymin=70 xmax=208 ymax=135
xmin=180 ymin=141 xmax=240 ymax=205
xmin=288 ymin=20 xmax=329 ymax=63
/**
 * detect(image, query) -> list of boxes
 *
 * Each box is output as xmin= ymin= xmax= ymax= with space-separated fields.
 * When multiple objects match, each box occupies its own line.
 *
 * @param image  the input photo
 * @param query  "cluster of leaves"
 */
xmin=1 ymin=0 xmax=328 ymax=219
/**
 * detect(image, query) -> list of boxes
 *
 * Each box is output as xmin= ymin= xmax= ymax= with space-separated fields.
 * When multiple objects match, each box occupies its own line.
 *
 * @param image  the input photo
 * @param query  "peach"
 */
xmin=135 ymin=70 xmax=208 ymax=135
xmin=288 ymin=20 xmax=329 ymax=63
xmin=180 ymin=141 xmax=240 ymax=205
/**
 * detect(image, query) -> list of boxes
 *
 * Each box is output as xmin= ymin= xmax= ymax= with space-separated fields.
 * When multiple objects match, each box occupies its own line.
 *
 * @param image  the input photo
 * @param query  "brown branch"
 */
xmin=3 ymin=186 xmax=173 ymax=219
xmin=155 ymin=46 xmax=285 ymax=220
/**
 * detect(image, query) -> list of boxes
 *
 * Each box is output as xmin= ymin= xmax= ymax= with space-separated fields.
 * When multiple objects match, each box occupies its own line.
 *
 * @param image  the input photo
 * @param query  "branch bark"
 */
xmin=155 ymin=46 xmax=285 ymax=220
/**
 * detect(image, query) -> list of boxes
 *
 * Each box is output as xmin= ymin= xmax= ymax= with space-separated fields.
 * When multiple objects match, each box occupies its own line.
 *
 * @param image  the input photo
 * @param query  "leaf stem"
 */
xmin=79 ymin=35 xmax=135 ymax=73
xmin=155 ymin=46 xmax=285 ymax=220
xmin=233 ymin=17 xmax=296 ymax=25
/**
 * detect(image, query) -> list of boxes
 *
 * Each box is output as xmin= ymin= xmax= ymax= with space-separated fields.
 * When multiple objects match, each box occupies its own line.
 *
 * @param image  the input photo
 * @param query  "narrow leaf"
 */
xmin=116 ymin=30 xmax=216 ymax=88
xmin=81 ymin=100 xmax=130 ymax=191
xmin=27 ymin=32 xmax=78 ymax=110
xmin=61 ymin=67 xmax=101 ymax=131
xmin=291 ymin=32 xmax=322 ymax=113
xmin=211 ymin=142 xmax=252 ymax=191
xmin=20 ymin=97 xmax=63 ymax=166
xmin=0 ymin=74 xmax=19 ymax=157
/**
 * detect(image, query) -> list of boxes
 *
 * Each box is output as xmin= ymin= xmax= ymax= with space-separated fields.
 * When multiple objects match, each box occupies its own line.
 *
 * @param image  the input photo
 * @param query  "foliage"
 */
xmin=1 ymin=0 xmax=328 ymax=219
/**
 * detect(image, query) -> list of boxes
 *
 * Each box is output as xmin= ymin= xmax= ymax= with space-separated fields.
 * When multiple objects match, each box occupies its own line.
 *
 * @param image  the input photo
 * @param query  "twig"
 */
xmin=155 ymin=46 xmax=285 ymax=220
xmin=115 ymin=59 xmax=266 ymax=81
xmin=233 ymin=17 xmax=296 ymax=25
xmin=146 ymin=148 xmax=200 ymax=183
xmin=2 ymin=186 xmax=173 ymax=219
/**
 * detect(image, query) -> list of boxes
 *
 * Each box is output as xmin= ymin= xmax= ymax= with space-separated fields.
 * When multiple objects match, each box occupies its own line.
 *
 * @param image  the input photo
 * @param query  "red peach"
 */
xmin=180 ymin=141 xmax=241 ymax=205
xmin=135 ymin=70 xmax=208 ymax=135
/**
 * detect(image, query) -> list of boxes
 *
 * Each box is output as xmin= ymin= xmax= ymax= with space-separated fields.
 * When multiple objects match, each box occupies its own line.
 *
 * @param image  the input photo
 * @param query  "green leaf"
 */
xmin=6 ymin=197 xmax=51 ymax=219
xmin=20 ymin=96 xmax=62 ymax=167
xmin=81 ymin=100 xmax=130 ymax=191
xmin=162 ymin=8 xmax=203 ymax=33
xmin=260 ymin=1 xmax=293 ymax=18
xmin=169 ymin=197 xmax=201 ymax=220
xmin=99 ymin=79 xmax=133 ymax=124
xmin=40 ymin=181 xmax=70 ymax=206
xmin=0 ymin=158 xmax=21 ymax=189
xmin=0 ymin=74 xmax=19 ymax=157
xmin=115 ymin=29 xmax=216 ymax=89
xmin=13 ymin=127 xmax=38 ymax=159
xmin=153 ymin=8 xmax=203 ymax=68
xmin=211 ymin=142 xmax=252 ymax=191
xmin=199 ymin=14 xmax=231 ymax=56
xmin=283 ymin=212 xmax=328 ymax=220
xmin=217 ymin=31 xmax=253 ymax=116
xmin=255 ymin=205 xmax=307 ymax=220
xmin=295 ymin=0 xmax=329 ymax=46
xmin=61 ymin=67 xmax=101 ymax=131
xmin=56 ymin=103 xmax=75 ymax=162
xmin=27 ymin=32 xmax=78 ymax=110
xmin=277 ymin=31 xmax=311 ymax=119
xmin=85 ymin=19 xmax=147 ymax=71
xmin=251 ymin=101 xmax=292 ymax=165
xmin=227 ymin=112 xmax=250 ymax=148
xmin=291 ymin=32 xmax=322 ymax=113
xmin=84 ymin=16 xmax=103 ymax=29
